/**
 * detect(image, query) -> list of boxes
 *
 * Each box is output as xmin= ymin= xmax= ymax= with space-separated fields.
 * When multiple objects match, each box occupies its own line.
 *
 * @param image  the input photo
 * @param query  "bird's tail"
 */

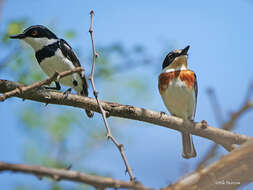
xmin=81 ymin=91 xmax=94 ymax=118
xmin=181 ymin=132 xmax=196 ymax=159
xmin=80 ymin=81 xmax=94 ymax=118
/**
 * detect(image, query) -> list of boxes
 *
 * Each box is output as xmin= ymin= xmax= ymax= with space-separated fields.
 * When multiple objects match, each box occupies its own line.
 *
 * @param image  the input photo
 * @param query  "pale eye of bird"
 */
xmin=31 ymin=30 xmax=38 ymax=36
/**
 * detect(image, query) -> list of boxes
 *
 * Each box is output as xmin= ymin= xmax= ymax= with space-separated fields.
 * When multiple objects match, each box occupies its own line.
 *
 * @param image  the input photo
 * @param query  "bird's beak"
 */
xmin=9 ymin=33 xmax=25 ymax=39
xmin=180 ymin=45 xmax=190 ymax=56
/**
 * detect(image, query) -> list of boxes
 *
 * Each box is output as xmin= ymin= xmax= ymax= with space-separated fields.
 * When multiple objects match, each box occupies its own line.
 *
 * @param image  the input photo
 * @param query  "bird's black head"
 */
xmin=162 ymin=45 xmax=190 ymax=70
xmin=9 ymin=25 xmax=57 ymax=40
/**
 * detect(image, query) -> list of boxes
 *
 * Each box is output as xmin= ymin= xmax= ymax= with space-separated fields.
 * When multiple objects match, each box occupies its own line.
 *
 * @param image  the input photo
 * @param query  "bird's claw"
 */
xmin=63 ymin=88 xmax=72 ymax=99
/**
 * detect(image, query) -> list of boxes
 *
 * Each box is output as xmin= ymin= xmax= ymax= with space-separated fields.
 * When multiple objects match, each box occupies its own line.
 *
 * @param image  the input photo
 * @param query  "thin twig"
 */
xmin=88 ymin=10 xmax=135 ymax=181
xmin=197 ymin=83 xmax=253 ymax=170
xmin=0 ymin=162 xmax=148 ymax=190
xmin=243 ymin=81 xmax=253 ymax=103
xmin=206 ymin=88 xmax=224 ymax=125
xmin=0 ymin=67 xmax=83 ymax=101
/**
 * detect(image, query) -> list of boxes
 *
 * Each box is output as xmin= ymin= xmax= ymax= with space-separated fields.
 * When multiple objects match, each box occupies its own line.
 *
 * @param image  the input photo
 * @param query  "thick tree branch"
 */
xmin=88 ymin=10 xmax=135 ymax=181
xmin=0 ymin=79 xmax=252 ymax=152
xmin=162 ymin=139 xmax=253 ymax=190
xmin=0 ymin=67 xmax=83 ymax=101
xmin=0 ymin=162 xmax=147 ymax=190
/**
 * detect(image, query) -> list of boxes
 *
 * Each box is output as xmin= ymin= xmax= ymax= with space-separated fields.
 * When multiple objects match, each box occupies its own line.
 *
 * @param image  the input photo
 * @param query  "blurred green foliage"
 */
xmin=0 ymin=17 xmax=154 ymax=190
xmin=63 ymin=30 xmax=76 ymax=39
xmin=95 ymin=42 xmax=152 ymax=79
xmin=2 ymin=19 xmax=27 ymax=43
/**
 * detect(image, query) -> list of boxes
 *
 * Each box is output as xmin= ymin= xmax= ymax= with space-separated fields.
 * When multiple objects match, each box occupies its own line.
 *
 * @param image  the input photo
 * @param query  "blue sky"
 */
xmin=1 ymin=0 xmax=253 ymax=189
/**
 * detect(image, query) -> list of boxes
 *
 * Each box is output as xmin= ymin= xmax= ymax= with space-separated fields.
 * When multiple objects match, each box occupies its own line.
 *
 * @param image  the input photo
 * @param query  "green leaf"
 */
xmin=30 ymin=71 xmax=45 ymax=81
xmin=2 ymin=19 xmax=27 ymax=43
xmin=64 ymin=30 xmax=76 ymax=39
xmin=51 ymin=184 xmax=62 ymax=190
xmin=7 ymin=22 xmax=23 ymax=35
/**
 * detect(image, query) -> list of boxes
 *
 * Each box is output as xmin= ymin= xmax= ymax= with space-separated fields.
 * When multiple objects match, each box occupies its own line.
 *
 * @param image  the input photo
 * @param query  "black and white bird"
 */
xmin=10 ymin=25 xmax=93 ymax=118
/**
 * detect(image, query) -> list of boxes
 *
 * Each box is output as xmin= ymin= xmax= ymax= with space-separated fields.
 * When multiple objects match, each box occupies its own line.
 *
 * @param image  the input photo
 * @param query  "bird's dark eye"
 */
xmin=168 ymin=54 xmax=174 ymax=60
xmin=31 ymin=30 xmax=38 ymax=36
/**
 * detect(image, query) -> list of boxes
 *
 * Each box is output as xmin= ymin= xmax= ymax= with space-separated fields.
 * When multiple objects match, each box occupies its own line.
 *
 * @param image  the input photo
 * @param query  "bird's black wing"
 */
xmin=59 ymin=39 xmax=89 ymax=96
xmin=59 ymin=39 xmax=81 ymax=67
xmin=194 ymin=73 xmax=198 ymax=101
xmin=193 ymin=73 xmax=198 ymax=119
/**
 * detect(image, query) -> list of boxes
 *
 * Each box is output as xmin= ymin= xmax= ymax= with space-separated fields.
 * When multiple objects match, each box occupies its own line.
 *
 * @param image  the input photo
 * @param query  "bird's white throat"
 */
xmin=162 ymin=64 xmax=188 ymax=73
xmin=23 ymin=37 xmax=57 ymax=51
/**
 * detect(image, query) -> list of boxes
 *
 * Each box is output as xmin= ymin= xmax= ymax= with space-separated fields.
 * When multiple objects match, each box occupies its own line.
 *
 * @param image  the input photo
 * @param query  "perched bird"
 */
xmin=158 ymin=45 xmax=197 ymax=159
xmin=10 ymin=25 xmax=93 ymax=118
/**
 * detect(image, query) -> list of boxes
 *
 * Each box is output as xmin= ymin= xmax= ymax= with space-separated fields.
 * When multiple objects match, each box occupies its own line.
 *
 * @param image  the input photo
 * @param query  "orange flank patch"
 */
xmin=158 ymin=70 xmax=195 ymax=93
xmin=179 ymin=70 xmax=195 ymax=89
xmin=158 ymin=72 xmax=179 ymax=93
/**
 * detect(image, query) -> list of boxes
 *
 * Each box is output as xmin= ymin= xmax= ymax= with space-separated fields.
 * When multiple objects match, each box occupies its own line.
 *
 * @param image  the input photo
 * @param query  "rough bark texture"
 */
xmin=0 ymin=162 xmax=148 ymax=189
xmin=0 ymin=79 xmax=252 ymax=152
xmin=162 ymin=140 xmax=253 ymax=190
xmin=1 ymin=79 xmax=253 ymax=189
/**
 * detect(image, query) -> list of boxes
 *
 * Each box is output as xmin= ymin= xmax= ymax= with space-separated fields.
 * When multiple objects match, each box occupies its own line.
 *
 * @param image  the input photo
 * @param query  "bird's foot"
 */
xmin=160 ymin=111 xmax=166 ymax=115
xmin=63 ymin=88 xmax=72 ymax=99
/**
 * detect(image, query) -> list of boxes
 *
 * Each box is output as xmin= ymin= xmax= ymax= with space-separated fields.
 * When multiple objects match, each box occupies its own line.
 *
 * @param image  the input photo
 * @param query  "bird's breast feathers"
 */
xmin=158 ymin=70 xmax=195 ymax=94
xmin=158 ymin=70 xmax=197 ymax=120
xmin=40 ymin=49 xmax=84 ymax=93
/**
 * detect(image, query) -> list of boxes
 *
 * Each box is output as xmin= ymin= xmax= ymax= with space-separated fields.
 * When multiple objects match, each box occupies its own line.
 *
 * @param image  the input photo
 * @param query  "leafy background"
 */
xmin=0 ymin=0 xmax=253 ymax=189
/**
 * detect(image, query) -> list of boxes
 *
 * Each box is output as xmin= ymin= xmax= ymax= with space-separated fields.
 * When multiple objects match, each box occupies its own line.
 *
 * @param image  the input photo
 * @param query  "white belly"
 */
xmin=161 ymin=78 xmax=196 ymax=120
xmin=40 ymin=49 xmax=84 ymax=93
